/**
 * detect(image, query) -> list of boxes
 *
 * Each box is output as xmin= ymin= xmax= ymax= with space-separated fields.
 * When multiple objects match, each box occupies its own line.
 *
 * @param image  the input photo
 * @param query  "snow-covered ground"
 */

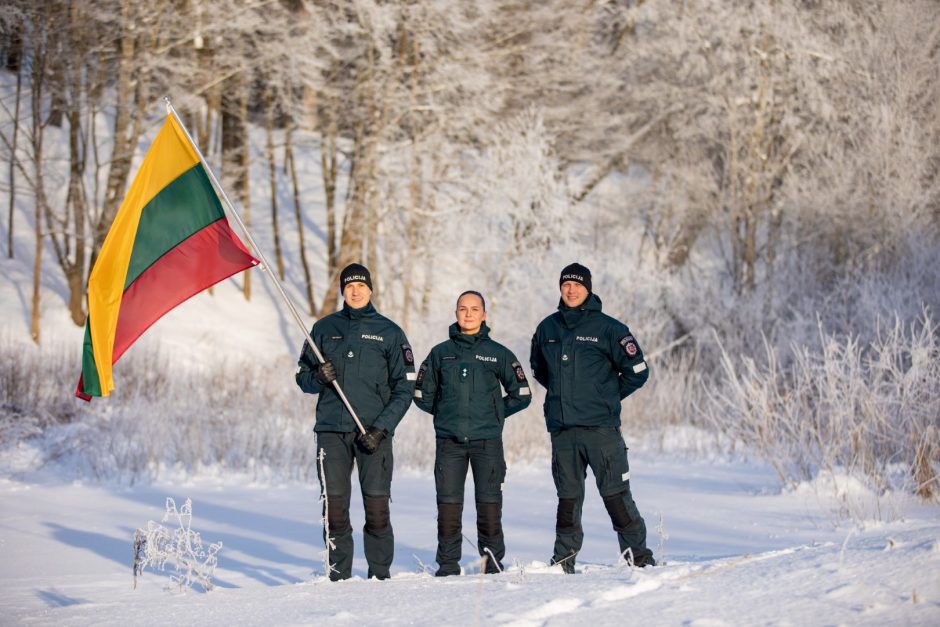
xmin=1 ymin=453 xmax=938 ymax=626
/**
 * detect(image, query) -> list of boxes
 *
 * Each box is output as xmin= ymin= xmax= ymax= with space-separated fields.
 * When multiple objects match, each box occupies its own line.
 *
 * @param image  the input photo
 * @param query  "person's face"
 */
xmin=455 ymin=293 xmax=486 ymax=334
xmin=560 ymin=281 xmax=589 ymax=308
xmin=343 ymin=282 xmax=372 ymax=309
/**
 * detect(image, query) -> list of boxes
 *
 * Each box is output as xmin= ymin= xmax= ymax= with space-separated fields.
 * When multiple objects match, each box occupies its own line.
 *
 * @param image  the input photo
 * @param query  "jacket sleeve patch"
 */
xmin=511 ymin=361 xmax=527 ymax=383
xmin=401 ymin=343 xmax=415 ymax=366
xmin=619 ymin=335 xmax=640 ymax=357
xmin=416 ymin=360 xmax=428 ymax=387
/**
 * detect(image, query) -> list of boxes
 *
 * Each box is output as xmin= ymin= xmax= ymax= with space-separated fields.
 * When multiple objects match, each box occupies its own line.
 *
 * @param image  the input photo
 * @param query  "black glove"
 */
xmin=357 ymin=427 xmax=386 ymax=454
xmin=314 ymin=360 xmax=336 ymax=386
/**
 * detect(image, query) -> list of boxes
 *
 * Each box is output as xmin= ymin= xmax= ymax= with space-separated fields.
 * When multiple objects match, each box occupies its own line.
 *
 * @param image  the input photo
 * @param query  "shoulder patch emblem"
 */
xmin=511 ymin=361 xmax=527 ymax=383
xmin=619 ymin=335 xmax=639 ymax=357
xmin=401 ymin=343 xmax=415 ymax=366
xmin=416 ymin=361 xmax=428 ymax=387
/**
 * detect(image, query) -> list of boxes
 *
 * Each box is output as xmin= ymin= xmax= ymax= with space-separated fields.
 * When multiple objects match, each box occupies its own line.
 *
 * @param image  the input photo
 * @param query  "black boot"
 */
xmin=550 ymin=552 xmax=576 ymax=574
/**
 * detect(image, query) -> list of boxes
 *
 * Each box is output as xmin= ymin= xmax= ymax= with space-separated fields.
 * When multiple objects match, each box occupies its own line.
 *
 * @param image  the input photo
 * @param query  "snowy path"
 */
xmin=1 ymin=455 xmax=938 ymax=626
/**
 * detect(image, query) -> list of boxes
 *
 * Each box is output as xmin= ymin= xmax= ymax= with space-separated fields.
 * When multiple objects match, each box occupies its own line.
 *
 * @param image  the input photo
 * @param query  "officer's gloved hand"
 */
xmin=314 ymin=360 xmax=337 ymax=386
xmin=357 ymin=427 xmax=386 ymax=454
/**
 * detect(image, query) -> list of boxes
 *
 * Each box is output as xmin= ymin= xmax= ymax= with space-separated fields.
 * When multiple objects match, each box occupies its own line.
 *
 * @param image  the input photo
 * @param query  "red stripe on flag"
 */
xmin=109 ymin=219 xmax=257 ymax=366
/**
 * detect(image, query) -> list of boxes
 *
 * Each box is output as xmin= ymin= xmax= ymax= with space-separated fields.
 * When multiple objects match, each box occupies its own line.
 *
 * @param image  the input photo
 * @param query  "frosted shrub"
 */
xmin=706 ymin=310 xmax=940 ymax=502
xmin=0 ymin=334 xmax=79 ymax=443
xmin=133 ymin=497 xmax=222 ymax=592
xmin=0 ymin=335 xmax=319 ymax=483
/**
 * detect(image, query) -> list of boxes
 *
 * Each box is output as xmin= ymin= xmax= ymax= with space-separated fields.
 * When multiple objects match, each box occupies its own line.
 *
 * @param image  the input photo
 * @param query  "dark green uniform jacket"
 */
xmin=413 ymin=322 xmax=531 ymax=441
xmin=529 ymin=293 xmax=649 ymax=433
xmin=296 ymin=302 xmax=416 ymax=434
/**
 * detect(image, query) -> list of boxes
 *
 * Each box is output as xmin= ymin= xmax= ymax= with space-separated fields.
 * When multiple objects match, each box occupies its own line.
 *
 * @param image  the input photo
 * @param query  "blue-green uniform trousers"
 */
xmin=551 ymin=426 xmax=653 ymax=567
xmin=316 ymin=431 xmax=394 ymax=581
xmin=435 ymin=438 xmax=506 ymax=574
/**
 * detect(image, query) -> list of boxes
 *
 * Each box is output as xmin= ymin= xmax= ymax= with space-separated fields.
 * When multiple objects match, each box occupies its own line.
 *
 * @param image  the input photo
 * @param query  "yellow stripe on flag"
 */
xmin=87 ymin=115 xmax=199 ymax=396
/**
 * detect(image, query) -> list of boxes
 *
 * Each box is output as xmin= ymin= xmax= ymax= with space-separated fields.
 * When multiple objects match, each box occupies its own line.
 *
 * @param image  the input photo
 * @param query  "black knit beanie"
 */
xmin=559 ymin=263 xmax=591 ymax=292
xmin=340 ymin=263 xmax=373 ymax=291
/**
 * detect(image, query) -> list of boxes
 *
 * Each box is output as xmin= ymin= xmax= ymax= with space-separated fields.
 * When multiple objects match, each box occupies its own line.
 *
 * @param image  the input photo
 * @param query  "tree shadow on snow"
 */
xmin=36 ymin=588 xmax=91 ymax=608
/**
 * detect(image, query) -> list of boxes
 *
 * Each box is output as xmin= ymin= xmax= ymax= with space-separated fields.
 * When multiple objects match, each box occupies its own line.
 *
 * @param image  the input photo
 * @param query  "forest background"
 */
xmin=0 ymin=0 xmax=937 ymax=512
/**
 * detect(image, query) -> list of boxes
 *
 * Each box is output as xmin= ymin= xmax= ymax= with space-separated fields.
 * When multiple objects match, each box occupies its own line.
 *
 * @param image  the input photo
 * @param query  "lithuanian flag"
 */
xmin=76 ymin=113 xmax=259 ymax=400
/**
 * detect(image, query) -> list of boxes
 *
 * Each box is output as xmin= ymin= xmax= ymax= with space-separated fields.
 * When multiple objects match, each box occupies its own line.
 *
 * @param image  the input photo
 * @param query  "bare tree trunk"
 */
xmin=240 ymin=88 xmax=252 ymax=301
xmin=265 ymin=91 xmax=285 ymax=280
xmin=323 ymin=143 xmax=365 ymax=311
xmin=65 ymin=98 xmax=88 ymax=325
xmin=222 ymin=75 xmax=251 ymax=300
xmin=91 ymin=0 xmax=138 ymax=267
xmin=64 ymin=3 xmax=90 ymax=323
xmin=398 ymin=27 xmax=422 ymax=328
xmin=28 ymin=42 xmax=49 ymax=344
xmin=400 ymin=146 xmax=421 ymax=329
xmin=31 ymin=198 xmax=41 ymax=344
xmin=322 ymin=118 xmax=338 ymax=265
xmin=7 ymin=55 xmax=22 ymax=259
xmin=286 ymin=124 xmax=316 ymax=315
xmin=319 ymin=106 xmax=341 ymax=314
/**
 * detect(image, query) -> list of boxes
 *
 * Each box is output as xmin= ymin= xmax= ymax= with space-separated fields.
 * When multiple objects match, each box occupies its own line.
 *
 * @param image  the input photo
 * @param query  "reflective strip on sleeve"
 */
xmin=414 ymin=390 xmax=423 ymax=398
xmin=519 ymin=387 xmax=530 ymax=396
xmin=406 ymin=372 xmax=417 ymax=381
xmin=622 ymin=471 xmax=630 ymax=482
xmin=632 ymin=361 xmax=647 ymax=373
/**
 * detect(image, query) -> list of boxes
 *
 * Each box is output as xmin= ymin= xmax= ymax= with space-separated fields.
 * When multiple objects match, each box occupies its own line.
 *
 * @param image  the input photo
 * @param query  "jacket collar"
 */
xmin=342 ymin=301 xmax=377 ymax=320
xmin=449 ymin=321 xmax=490 ymax=347
xmin=557 ymin=293 xmax=602 ymax=329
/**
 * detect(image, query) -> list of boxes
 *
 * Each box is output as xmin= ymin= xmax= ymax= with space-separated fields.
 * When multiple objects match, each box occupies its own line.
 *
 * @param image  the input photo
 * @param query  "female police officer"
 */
xmin=413 ymin=290 xmax=531 ymax=576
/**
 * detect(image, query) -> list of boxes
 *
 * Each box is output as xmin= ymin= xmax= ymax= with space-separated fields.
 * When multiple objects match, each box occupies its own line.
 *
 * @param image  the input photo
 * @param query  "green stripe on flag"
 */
xmin=124 ymin=164 xmax=226 ymax=290
xmin=81 ymin=321 xmax=102 ymax=397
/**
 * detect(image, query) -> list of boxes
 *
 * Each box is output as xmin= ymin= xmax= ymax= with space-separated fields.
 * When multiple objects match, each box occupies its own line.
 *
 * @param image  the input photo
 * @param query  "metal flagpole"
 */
xmin=164 ymin=97 xmax=366 ymax=435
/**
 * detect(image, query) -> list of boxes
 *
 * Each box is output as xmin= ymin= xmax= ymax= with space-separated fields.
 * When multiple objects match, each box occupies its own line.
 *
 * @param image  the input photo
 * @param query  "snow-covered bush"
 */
xmin=706 ymin=310 xmax=940 ymax=503
xmin=133 ymin=497 xmax=222 ymax=592
xmin=0 ymin=335 xmax=318 ymax=483
xmin=0 ymin=334 xmax=80 ymax=443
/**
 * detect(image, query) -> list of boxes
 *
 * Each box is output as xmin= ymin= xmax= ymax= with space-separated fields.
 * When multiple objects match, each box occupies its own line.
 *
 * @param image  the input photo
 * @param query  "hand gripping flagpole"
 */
xmin=164 ymin=98 xmax=366 ymax=435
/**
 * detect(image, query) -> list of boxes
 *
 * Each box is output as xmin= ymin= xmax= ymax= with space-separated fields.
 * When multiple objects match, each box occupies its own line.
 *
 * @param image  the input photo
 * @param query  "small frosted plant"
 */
xmin=133 ymin=497 xmax=222 ymax=592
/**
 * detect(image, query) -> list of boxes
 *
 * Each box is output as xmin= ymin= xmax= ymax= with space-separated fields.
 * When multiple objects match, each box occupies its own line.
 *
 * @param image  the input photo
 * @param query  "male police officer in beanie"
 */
xmin=529 ymin=263 xmax=655 ymax=572
xmin=413 ymin=290 xmax=531 ymax=576
xmin=296 ymin=263 xmax=416 ymax=580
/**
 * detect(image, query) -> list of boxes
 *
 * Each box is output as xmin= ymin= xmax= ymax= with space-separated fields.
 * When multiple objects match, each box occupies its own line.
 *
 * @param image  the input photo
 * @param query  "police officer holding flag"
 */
xmin=296 ymin=263 xmax=416 ymax=581
xmin=530 ymin=263 xmax=655 ymax=572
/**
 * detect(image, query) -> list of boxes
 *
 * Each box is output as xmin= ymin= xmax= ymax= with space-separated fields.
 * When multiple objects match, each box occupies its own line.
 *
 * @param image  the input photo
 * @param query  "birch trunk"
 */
xmin=286 ymin=125 xmax=316 ymax=316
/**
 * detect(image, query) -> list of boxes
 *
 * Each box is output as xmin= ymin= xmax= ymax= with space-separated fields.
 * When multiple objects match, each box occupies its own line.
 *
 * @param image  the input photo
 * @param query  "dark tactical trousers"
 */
xmin=550 ymin=426 xmax=654 ymax=568
xmin=316 ymin=431 xmax=394 ymax=581
xmin=434 ymin=437 xmax=507 ymax=574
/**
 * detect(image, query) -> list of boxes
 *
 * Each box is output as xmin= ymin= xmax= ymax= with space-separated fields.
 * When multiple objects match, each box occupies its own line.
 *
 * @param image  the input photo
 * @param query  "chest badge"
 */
xmin=562 ymin=354 xmax=569 ymax=361
xmin=347 ymin=351 xmax=354 ymax=358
